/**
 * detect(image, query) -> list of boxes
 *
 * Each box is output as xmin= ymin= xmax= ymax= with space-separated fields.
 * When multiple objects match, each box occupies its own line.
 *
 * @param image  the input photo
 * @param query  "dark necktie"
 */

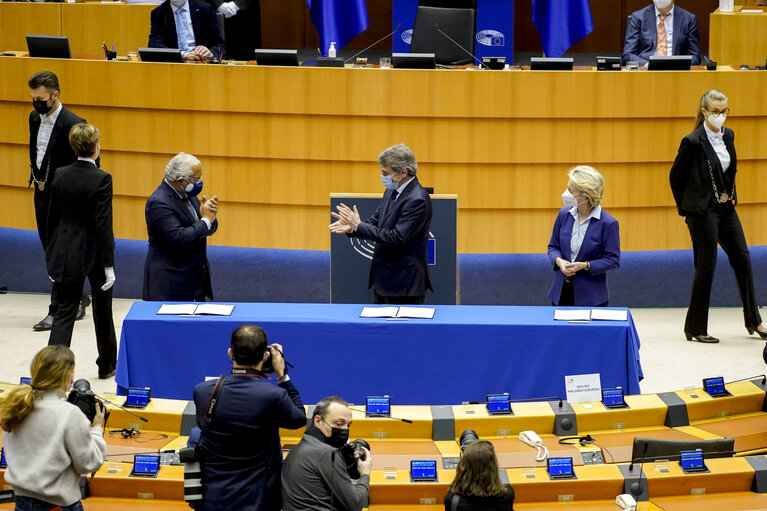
xmin=183 ymin=198 xmax=198 ymax=220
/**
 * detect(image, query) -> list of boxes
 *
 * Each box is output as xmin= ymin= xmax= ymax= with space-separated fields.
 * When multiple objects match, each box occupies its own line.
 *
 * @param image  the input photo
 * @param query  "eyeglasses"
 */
xmin=707 ymin=107 xmax=730 ymax=116
xmin=182 ymin=173 xmax=204 ymax=184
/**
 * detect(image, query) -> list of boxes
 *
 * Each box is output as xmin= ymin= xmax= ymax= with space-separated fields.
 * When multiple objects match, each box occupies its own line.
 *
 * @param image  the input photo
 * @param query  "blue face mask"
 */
xmin=185 ymin=180 xmax=203 ymax=197
xmin=381 ymin=172 xmax=401 ymax=190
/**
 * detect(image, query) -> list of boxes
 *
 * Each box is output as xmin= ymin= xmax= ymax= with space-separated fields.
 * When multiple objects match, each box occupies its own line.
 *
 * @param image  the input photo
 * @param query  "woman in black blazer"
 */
xmin=670 ymin=89 xmax=766 ymax=343
xmin=444 ymin=440 xmax=514 ymax=511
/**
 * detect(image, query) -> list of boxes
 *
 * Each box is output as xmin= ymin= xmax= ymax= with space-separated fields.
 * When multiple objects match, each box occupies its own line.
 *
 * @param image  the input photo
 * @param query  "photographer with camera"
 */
xmin=281 ymin=396 xmax=372 ymax=511
xmin=191 ymin=324 xmax=306 ymax=511
xmin=0 ymin=346 xmax=106 ymax=511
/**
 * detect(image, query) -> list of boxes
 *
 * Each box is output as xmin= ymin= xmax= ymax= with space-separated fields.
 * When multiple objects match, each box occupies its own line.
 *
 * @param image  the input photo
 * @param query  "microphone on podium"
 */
xmin=432 ymin=22 xmax=491 ymax=70
xmin=345 ymin=23 xmax=403 ymax=64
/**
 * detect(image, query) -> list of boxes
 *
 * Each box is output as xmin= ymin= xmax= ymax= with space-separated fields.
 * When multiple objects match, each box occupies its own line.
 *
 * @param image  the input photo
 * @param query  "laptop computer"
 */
xmin=26 ymin=35 xmax=71 ymax=59
xmin=365 ymin=396 xmax=391 ymax=417
xmin=123 ymin=387 xmax=151 ymax=409
xmin=130 ymin=454 xmax=160 ymax=478
xmin=679 ymin=449 xmax=709 ymax=474
xmin=602 ymin=387 xmax=629 ymax=409
xmin=486 ymin=393 xmax=513 ymax=415
xmin=702 ymin=377 xmax=731 ymax=398
xmin=410 ymin=460 xmax=438 ymax=482
xmin=547 ymin=457 xmax=577 ymax=480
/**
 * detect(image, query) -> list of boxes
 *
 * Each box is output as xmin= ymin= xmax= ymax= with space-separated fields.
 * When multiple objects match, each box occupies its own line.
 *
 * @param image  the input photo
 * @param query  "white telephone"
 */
xmin=518 ymin=430 xmax=549 ymax=461
xmin=615 ymin=494 xmax=637 ymax=510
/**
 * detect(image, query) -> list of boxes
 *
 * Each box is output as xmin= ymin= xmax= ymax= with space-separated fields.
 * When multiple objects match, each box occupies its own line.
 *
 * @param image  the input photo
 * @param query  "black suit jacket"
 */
xmin=28 ymin=106 xmax=87 ymax=189
xmin=148 ymin=0 xmax=226 ymax=59
xmin=46 ymin=160 xmax=115 ymax=283
xmin=193 ymin=374 xmax=306 ymax=511
xmin=143 ymin=180 xmax=218 ymax=301
xmin=353 ymin=177 xmax=433 ymax=297
xmin=622 ymin=4 xmax=700 ymax=66
xmin=670 ymin=123 xmax=737 ymax=216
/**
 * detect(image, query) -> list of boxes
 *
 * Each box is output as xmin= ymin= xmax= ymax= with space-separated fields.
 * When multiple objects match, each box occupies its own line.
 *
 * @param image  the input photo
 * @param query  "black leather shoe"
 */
xmin=685 ymin=332 xmax=719 ymax=343
xmin=33 ymin=315 xmax=54 ymax=331
xmin=747 ymin=327 xmax=767 ymax=339
xmin=98 ymin=369 xmax=116 ymax=380
xmin=763 ymin=343 xmax=767 ymax=365
xmin=75 ymin=295 xmax=91 ymax=321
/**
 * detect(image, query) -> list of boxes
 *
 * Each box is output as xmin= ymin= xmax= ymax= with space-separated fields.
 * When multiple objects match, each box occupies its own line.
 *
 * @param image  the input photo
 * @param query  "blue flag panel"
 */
xmin=532 ymin=0 xmax=594 ymax=58
xmin=307 ymin=0 xmax=370 ymax=54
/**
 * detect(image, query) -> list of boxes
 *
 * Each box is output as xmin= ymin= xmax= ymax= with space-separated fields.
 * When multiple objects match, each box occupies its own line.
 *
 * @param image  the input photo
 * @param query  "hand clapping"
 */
xmin=329 ymin=203 xmax=361 ymax=234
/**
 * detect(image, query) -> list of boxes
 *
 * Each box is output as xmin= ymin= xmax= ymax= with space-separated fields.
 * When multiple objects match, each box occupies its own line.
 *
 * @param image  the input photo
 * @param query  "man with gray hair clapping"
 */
xmin=143 ymin=152 xmax=218 ymax=301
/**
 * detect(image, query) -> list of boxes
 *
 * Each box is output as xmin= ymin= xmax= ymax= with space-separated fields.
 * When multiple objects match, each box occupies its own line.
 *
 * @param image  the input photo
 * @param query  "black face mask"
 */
xmin=322 ymin=421 xmax=349 ymax=448
xmin=33 ymin=97 xmax=52 ymax=116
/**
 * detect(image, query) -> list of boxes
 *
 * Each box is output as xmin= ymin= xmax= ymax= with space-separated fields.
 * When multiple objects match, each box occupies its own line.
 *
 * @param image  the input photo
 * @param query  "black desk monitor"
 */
xmin=410 ymin=460 xmax=438 ymax=482
xmin=254 ymin=49 xmax=299 ymax=66
xmin=530 ymin=57 xmax=573 ymax=70
xmin=138 ymin=47 xmax=183 ymax=63
xmin=602 ymin=387 xmax=629 ymax=409
xmin=702 ymin=376 xmax=731 ymax=398
xmin=648 ymin=55 xmax=692 ymax=71
xmin=486 ymin=393 xmax=512 ymax=415
xmin=547 ymin=457 xmax=577 ymax=479
xmin=124 ymin=387 xmax=151 ymax=409
xmin=26 ymin=35 xmax=71 ymax=59
xmin=596 ymin=56 xmax=621 ymax=71
xmin=679 ymin=449 xmax=709 ymax=473
xmin=392 ymin=52 xmax=436 ymax=69
xmin=365 ymin=396 xmax=391 ymax=417
xmin=131 ymin=454 xmax=160 ymax=478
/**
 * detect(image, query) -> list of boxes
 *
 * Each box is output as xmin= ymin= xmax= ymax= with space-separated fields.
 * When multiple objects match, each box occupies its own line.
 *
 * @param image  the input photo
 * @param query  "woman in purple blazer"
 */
xmin=548 ymin=166 xmax=621 ymax=306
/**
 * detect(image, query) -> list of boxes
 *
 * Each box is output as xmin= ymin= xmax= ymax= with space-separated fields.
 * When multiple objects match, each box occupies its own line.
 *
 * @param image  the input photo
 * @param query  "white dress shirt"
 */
xmin=393 ymin=174 xmax=415 ymax=200
xmin=172 ymin=0 xmax=197 ymax=52
xmin=569 ymin=205 xmax=602 ymax=261
xmin=36 ymin=102 xmax=63 ymax=171
xmin=655 ymin=5 xmax=674 ymax=56
xmin=704 ymin=122 xmax=730 ymax=172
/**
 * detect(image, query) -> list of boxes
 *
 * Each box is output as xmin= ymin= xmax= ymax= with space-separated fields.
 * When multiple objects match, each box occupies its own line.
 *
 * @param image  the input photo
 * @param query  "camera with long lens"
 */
xmin=67 ymin=379 xmax=104 ymax=422
xmin=460 ymin=429 xmax=479 ymax=451
xmin=338 ymin=438 xmax=370 ymax=479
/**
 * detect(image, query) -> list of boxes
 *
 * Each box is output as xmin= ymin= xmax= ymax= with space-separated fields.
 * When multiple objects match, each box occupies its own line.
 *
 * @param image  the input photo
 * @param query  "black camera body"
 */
xmin=67 ymin=379 xmax=104 ymax=423
xmin=338 ymin=438 xmax=370 ymax=480
xmin=260 ymin=345 xmax=291 ymax=374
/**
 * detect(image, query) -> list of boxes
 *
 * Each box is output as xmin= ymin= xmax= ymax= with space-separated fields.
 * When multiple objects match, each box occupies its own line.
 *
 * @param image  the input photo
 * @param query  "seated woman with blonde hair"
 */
xmin=444 ymin=439 xmax=515 ymax=510
xmin=0 ymin=345 xmax=106 ymax=511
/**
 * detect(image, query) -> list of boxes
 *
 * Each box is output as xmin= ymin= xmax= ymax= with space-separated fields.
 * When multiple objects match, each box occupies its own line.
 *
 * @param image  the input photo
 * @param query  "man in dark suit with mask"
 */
xmin=622 ymin=0 xmax=700 ymax=66
xmin=143 ymin=152 xmax=218 ymax=302
xmin=28 ymin=71 xmax=91 ymax=331
xmin=330 ymin=143 xmax=433 ymax=304
xmin=148 ymin=0 xmax=226 ymax=61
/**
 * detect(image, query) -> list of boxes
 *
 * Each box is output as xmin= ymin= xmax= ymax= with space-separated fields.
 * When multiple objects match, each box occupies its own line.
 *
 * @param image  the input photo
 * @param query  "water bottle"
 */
xmin=719 ymin=0 xmax=734 ymax=12
xmin=328 ymin=42 xmax=337 ymax=58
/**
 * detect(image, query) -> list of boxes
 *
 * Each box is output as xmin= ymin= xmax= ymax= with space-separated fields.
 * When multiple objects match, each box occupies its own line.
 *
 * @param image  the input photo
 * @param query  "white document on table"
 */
xmin=157 ymin=303 xmax=234 ymax=316
xmin=157 ymin=304 xmax=198 ymax=315
xmin=565 ymin=373 xmax=602 ymax=403
xmin=360 ymin=307 xmax=400 ymax=318
xmin=554 ymin=309 xmax=591 ymax=321
xmin=590 ymin=309 xmax=628 ymax=322
xmin=396 ymin=307 xmax=436 ymax=319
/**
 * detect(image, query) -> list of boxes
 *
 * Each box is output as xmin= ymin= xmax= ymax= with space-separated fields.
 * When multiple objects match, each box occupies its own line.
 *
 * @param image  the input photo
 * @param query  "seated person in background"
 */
xmin=281 ymin=396 xmax=372 ymax=511
xmin=148 ymin=0 xmax=226 ymax=61
xmin=623 ymin=0 xmax=700 ymax=66
xmin=444 ymin=439 xmax=514 ymax=511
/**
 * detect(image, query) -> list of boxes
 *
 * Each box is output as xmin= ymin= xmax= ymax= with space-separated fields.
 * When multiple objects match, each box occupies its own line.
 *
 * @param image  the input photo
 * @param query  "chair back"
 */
xmin=410 ymin=5 xmax=476 ymax=65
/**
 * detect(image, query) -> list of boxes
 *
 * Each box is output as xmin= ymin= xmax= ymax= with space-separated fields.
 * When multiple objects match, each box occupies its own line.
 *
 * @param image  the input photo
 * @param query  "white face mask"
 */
xmin=653 ymin=0 xmax=672 ymax=10
xmin=561 ymin=189 xmax=580 ymax=208
xmin=706 ymin=112 xmax=726 ymax=131
xmin=381 ymin=172 xmax=401 ymax=190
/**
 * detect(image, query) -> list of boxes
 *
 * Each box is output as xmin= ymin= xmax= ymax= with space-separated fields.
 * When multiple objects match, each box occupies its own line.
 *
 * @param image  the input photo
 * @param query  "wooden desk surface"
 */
xmin=643 ymin=456 xmax=755 ymax=497
xmin=650 ymin=491 xmax=767 ymax=511
xmin=571 ymin=394 xmax=669 ymax=432
xmin=710 ymin=7 xmax=767 ymax=66
xmin=693 ymin=413 xmax=767 ymax=452
xmin=89 ymin=462 xmax=183 ymax=500
xmin=1 ymin=58 xmax=767 ymax=253
xmin=675 ymin=382 xmax=766 ymax=422
xmin=586 ymin=427 xmax=704 ymax=464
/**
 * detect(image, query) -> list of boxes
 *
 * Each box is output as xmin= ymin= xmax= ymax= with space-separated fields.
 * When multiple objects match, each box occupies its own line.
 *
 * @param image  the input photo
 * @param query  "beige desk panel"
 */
xmin=710 ymin=8 xmax=767 ymax=66
xmin=2 ymin=58 xmax=767 ymax=253
xmin=61 ymin=4 xmax=155 ymax=57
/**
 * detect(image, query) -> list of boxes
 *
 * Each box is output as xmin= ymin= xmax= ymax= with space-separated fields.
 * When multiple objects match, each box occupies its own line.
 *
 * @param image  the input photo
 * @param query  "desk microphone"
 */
xmin=628 ymin=442 xmax=647 ymax=502
xmin=432 ymin=22 xmax=491 ymax=69
xmin=344 ymin=23 xmax=402 ymax=64
xmin=349 ymin=406 xmax=413 ymax=423
xmin=462 ymin=396 xmax=565 ymax=408
xmin=723 ymin=374 xmax=766 ymax=385
xmin=96 ymin=392 xmax=149 ymax=423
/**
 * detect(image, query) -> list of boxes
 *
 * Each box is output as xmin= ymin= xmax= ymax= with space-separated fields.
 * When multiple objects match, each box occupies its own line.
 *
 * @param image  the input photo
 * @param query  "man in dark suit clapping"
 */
xmin=28 ymin=71 xmax=92 ymax=331
xmin=46 ymin=123 xmax=117 ymax=379
xmin=143 ymin=152 xmax=218 ymax=302
xmin=330 ymin=143 xmax=433 ymax=304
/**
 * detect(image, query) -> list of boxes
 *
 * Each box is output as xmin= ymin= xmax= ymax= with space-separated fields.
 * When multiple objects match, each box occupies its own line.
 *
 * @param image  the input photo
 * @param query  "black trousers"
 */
xmin=48 ymin=266 xmax=117 ymax=374
xmin=374 ymin=293 xmax=425 ymax=305
xmin=556 ymin=279 xmax=608 ymax=307
xmin=684 ymin=203 xmax=762 ymax=334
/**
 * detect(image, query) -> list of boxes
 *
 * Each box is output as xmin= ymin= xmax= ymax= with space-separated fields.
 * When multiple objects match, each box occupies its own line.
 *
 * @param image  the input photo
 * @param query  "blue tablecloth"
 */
xmin=115 ymin=303 xmax=643 ymax=404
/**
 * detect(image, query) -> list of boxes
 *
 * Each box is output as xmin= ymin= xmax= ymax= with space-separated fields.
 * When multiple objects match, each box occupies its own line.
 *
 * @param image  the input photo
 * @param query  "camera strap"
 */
xmin=201 ymin=375 xmax=226 ymax=432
